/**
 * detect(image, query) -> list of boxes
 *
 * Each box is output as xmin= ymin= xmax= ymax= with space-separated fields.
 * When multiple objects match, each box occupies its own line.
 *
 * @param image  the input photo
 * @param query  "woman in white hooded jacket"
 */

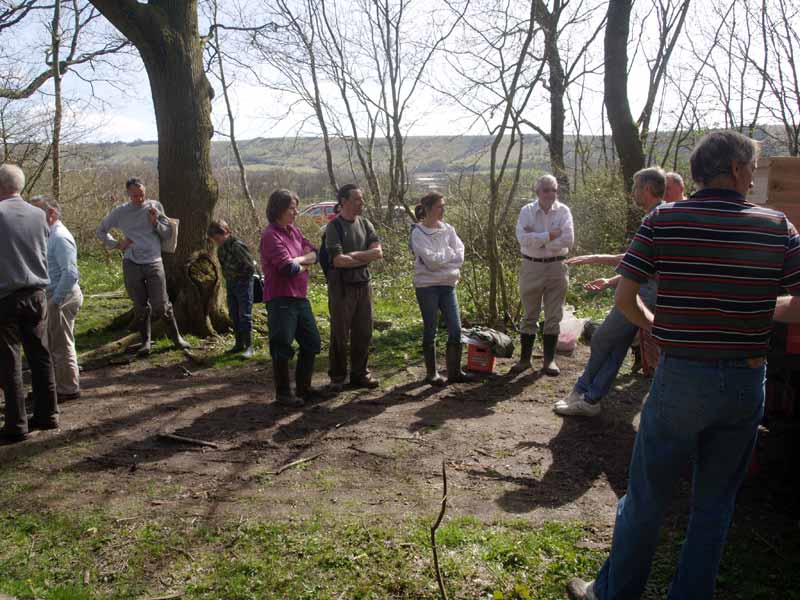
xmin=410 ymin=192 xmax=474 ymax=386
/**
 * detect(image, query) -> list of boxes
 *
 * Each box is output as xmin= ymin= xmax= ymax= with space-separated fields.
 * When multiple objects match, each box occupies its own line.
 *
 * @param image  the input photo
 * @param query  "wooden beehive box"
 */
xmin=750 ymin=157 xmax=800 ymax=226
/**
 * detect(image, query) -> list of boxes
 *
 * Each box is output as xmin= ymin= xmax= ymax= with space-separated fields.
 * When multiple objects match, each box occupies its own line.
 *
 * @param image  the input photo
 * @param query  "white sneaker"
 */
xmin=554 ymin=398 xmax=601 ymax=417
xmin=566 ymin=578 xmax=597 ymax=600
xmin=554 ymin=389 xmax=583 ymax=410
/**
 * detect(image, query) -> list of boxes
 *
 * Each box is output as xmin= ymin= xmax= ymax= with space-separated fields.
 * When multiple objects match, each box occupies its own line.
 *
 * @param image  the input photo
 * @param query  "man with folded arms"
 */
xmin=511 ymin=174 xmax=574 ymax=376
xmin=567 ymin=131 xmax=800 ymax=600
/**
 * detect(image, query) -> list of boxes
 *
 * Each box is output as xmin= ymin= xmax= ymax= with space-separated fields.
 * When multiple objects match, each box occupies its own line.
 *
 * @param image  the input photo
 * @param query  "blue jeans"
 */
xmin=266 ymin=297 xmax=321 ymax=361
xmin=226 ymin=277 xmax=253 ymax=337
xmin=415 ymin=286 xmax=462 ymax=349
xmin=594 ymin=354 xmax=765 ymax=600
xmin=574 ymin=281 xmax=656 ymax=404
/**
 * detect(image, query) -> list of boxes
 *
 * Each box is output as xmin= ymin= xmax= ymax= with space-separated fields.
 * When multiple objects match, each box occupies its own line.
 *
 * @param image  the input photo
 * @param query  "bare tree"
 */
xmin=205 ymin=0 xmax=257 ymax=217
xmin=522 ymin=0 xmax=606 ymax=200
xmin=443 ymin=0 xmax=546 ymax=323
xmin=604 ymin=0 xmax=690 ymax=235
xmin=88 ymin=0 xmax=228 ymax=335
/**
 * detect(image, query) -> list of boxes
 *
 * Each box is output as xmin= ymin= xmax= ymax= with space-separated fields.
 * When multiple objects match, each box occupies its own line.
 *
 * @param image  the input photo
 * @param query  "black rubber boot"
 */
xmin=542 ymin=334 xmax=560 ymax=376
xmin=240 ymin=330 xmax=255 ymax=359
xmin=446 ymin=342 xmax=475 ymax=384
xmin=165 ymin=313 xmax=191 ymax=350
xmin=295 ymin=352 xmax=331 ymax=402
xmin=273 ymin=358 xmax=302 ymax=406
xmin=226 ymin=330 xmax=244 ymax=354
xmin=423 ymin=345 xmax=446 ymax=387
xmin=510 ymin=332 xmax=535 ymax=373
xmin=137 ymin=316 xmax=152 ymax=357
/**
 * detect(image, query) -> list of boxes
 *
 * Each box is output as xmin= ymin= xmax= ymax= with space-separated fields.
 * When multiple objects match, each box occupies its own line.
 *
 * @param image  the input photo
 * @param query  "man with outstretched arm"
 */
xmin=567 ymin=131 xmax=800 ymax=600
xmin=555 ymin=167 xmax=666 ymax=417
xmin=96 ymin=177 xmax=189 ymax=356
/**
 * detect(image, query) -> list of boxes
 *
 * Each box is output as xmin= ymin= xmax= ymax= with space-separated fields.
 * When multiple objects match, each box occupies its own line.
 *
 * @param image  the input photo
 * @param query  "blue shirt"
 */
xmin=47 ymin=221 xmax=80 ymax=305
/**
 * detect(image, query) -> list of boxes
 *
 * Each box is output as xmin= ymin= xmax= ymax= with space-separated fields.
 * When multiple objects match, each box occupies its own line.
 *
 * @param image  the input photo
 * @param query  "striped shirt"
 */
xmin=617 ymin=188 xmax=800 ymax=359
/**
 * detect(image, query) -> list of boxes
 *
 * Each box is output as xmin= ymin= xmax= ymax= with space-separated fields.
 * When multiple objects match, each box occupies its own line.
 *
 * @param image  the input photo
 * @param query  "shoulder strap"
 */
xmin=333 ymin=216 xmax=345 ymax=241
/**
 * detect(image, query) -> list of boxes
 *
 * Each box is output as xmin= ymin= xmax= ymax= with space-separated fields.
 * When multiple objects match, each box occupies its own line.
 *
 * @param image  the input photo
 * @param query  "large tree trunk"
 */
xmin=604 ymin=0 xmax=645 ymax=236
xmin=88 ymin=1 xmax=227 ymax=336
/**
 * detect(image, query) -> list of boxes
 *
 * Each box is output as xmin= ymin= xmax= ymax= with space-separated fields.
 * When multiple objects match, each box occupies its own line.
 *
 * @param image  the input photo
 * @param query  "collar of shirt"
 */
xmin=689 ymin=188 xmax=747 ymax=203
xmin=532 ymin=199 xmax=563 ymax=215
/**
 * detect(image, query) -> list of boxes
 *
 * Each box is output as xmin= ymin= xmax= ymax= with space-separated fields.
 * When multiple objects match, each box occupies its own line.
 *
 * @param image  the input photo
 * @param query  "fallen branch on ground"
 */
xmin=265 ymin=453 xmax=322 ymax=475
xmin=431 ymin=459 xmax=449 ymax=600
xmin=348 ymin=445 xmax=394 ymax=460
xmin=157 ymin=433 xmax=219 ymax=449
xmin=78 ymin=332 xmax=140 ymax=363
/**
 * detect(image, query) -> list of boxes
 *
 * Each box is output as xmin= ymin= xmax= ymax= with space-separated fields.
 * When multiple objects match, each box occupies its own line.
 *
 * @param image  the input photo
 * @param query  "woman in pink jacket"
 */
xmin=260 ymin=189 xmax=324 ymax=406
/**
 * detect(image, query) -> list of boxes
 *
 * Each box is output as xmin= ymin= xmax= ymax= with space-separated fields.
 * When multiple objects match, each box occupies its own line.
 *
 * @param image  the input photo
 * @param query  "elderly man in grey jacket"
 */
xmin=96 ymin=177 xmax=189 ymax=356
xmin=0 ymin=164 xmax=59 ymax=444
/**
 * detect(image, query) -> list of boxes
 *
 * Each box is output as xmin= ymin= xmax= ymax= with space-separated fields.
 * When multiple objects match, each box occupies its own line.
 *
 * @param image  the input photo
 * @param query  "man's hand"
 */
xmin=118 ymin=238 xmax=134 ymax=251
xmin=149 ymin=207 xmax=158 ymax=226
xmin=584 ymin=278 xmax=611 ymax=292
xmin=549 ymin=227 xmax=562 ymax=241
xmin=566 ymin=255 xmax=597 ymax=266
xmin=523 ymin=225 xmax=535 ymax=233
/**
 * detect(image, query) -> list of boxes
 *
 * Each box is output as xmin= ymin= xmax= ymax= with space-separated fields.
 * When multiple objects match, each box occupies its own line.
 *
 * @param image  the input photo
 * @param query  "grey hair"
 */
xmin=534 ymin=174 xmax=558 ymax=192
xmin=665 ymin=171 xmax=684 ymax=188
xmin=30 ymin=195 xmax=61 ymax=218
xmin=690 ymin=131 xmax=760 ymax=185
xmin=633 ymin=167 xmax=667 ymax=199
xmin=0 ymin=163 xmax=25 ymax=195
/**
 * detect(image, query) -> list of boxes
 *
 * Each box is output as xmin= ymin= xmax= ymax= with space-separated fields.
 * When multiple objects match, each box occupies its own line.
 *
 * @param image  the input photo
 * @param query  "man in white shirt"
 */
xmin=511 ymin=174 xmax=575 ymax=376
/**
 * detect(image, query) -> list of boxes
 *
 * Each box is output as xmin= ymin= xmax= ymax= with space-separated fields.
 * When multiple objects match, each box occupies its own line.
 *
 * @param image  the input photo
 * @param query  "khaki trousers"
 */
xmin=45 ymin=285 xmax=83 ymax=395
xmin=327 ymin=276 xmax=373 ymax=382
xmin=518 ymin=259 xmax=569 ymax=336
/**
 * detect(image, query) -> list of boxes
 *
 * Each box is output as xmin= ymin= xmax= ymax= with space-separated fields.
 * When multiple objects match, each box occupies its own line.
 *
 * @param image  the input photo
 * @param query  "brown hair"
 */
xmin=207 ymin=220 xmax=230 ymax=238
xmin=415 ymin=192 xmax=444 ymax=222
xmin=267 ymin=189 xmax=300 ymax=224
xmin=125 ymin=177 xmax=144 ymax=189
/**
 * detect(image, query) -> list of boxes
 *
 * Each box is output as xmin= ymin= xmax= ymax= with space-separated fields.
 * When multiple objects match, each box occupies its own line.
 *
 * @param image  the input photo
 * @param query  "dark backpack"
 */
xmin=319 ymin=217 xmax=345 ymax=278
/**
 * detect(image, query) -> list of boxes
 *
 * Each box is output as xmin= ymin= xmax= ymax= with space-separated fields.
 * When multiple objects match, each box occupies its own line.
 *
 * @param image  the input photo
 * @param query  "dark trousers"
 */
xmin=122 ymin=259 xmax=174 ymax=323
xmin=0 ymin=288 xmax=58 ymax=435
xmin=266 ymin=297 xmax=321 ymax=360
xmin=226 ymin=277 xmax=254 ymax=337
xmin=327 ymin=278 xmax=373 ymax=382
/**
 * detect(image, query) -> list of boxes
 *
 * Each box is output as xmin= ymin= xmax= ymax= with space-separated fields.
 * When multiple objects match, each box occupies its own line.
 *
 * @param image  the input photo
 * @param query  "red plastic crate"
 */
xmin=467 ymin=344 xmax=495 ymax=373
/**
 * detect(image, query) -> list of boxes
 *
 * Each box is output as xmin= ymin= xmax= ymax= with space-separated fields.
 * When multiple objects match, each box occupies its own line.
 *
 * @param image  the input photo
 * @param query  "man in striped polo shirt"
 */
xmin=568 ymin=131 xmax=800 ymax=600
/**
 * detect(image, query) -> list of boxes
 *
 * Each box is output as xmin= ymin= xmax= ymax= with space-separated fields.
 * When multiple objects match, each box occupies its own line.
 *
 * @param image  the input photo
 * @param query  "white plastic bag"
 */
xmin=557 ymin=308 xmax=588 ymax=353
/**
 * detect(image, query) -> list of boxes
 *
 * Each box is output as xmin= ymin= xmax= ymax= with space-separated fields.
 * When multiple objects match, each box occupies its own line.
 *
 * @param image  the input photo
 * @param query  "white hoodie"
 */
xmin=410 ymin=222 xmax=465 ymax=288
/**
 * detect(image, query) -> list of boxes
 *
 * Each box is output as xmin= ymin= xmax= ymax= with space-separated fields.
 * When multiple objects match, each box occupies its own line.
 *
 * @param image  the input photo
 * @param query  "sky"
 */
xmin=4 ymin=0 xmax=795 ymax=145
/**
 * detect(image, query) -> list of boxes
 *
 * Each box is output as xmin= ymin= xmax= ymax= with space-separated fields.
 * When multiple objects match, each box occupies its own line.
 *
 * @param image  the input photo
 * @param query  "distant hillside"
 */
xmin=71 ymin=128 xmax=791 ymax=177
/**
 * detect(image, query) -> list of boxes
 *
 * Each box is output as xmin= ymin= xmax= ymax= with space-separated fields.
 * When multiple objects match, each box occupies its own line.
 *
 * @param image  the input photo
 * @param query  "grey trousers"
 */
xmin=45 ymin=286 xmax=83 ymax=395
xmin=519 ymin=259 xmax=569 ymax=336
xmin=122 ymin=259 xmax=174 ymax=323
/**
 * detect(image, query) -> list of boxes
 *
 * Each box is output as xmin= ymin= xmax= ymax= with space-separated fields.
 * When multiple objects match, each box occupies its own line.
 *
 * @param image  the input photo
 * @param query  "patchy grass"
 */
xmin=0 ymin=508 xmax=606 ymax=600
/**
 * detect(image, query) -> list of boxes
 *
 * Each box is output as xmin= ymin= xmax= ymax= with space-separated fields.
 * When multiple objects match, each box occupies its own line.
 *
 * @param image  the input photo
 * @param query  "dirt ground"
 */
xmin=1 ymin=344 xmax=797 ymax=542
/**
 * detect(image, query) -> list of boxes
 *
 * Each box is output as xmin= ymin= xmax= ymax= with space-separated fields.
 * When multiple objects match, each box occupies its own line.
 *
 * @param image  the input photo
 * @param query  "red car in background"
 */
xmin=298 ymin=201 xmax=338 ymax=224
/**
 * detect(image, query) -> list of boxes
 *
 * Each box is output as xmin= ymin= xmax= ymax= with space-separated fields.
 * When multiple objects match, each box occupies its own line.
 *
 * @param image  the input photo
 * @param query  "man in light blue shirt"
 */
xmin=32 ymin=196 xmax=83 ymax=400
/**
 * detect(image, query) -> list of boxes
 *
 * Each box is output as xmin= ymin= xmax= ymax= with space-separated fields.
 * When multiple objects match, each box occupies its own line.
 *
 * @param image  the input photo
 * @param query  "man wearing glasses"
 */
xmin=511 ymin=174 xmax=575 ymax=376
